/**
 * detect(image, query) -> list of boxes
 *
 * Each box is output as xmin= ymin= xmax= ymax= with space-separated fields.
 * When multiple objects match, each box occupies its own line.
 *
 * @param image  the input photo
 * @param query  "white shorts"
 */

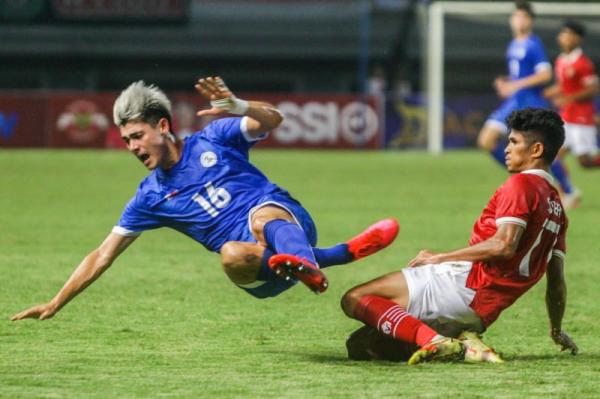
xmin=402 ymin=261 xmax=484 ymax=337
xmin=563 ymin=123 xmax=598 ymax=157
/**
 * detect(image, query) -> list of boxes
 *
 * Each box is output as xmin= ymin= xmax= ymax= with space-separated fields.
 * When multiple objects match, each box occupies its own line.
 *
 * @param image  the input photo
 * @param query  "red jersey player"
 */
xmin=341 ymin=108 xmax=578 ymax=364
xmin=545 ymin=21 xmax=600 ymax=174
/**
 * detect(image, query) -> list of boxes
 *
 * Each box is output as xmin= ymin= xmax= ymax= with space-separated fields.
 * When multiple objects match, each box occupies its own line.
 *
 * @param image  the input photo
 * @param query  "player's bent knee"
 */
xmin=340 ymin=288 xmax=363 ymax=318
xmin=250 ymin=218 xmax=268 ymax=242
xmin=220 ymin=242 xmax=242 ymax=269
xmin=250 ymin=206 xmax=295 ymax=242
xmin=220 ymin=242 xmax=261 ymax=283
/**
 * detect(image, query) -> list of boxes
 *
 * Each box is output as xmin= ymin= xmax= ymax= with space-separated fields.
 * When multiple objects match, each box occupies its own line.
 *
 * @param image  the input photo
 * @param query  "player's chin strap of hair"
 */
xmin=209 ymin=77 xmax=249 ymax=115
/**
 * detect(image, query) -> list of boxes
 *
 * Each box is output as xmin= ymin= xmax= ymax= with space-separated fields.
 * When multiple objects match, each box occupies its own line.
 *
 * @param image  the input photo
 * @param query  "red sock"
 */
xmin=353 ymin=295 xmax=438 ymax=347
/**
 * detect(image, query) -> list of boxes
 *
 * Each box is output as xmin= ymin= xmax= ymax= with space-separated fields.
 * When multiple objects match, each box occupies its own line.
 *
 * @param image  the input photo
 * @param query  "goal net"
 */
xmin=425 ymin=1 xmax=600 ymax=153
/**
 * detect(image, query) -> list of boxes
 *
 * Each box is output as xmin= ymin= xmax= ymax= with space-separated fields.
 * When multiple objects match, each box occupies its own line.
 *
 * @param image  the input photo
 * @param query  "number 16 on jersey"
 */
xmin=192 ymin=181 xmax=231 ymax=217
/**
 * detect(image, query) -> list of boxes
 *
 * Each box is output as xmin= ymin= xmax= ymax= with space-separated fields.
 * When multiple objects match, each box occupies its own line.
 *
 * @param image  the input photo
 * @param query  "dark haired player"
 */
xmin=545 ymin=21 xmax=600 ymax=177
xmin=342 ymin=108 xmax=578 ymax=364
xmin=477 ymin=1 xmax=578 ymax=209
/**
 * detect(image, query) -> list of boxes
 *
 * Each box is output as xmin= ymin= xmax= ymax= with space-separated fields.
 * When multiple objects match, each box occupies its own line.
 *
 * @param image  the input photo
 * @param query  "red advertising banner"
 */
xmin=0 ymin=91 xmax=382 ymax=150
xmin=47 ymin=94 xmax=115 ymax=148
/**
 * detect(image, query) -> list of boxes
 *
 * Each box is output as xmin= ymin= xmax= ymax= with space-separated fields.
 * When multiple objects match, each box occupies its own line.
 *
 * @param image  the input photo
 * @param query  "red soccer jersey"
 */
xmin=555 ymin=48 xmax=598 ymax=125
xmin=466 ymin=169 xmax=568 ymax=327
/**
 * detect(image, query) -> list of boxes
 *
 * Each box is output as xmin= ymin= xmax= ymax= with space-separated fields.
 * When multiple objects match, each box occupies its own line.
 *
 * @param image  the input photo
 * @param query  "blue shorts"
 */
xmin=241 ymin=193 xmax=318 ymax=246
xmin=237 ymin=193 xmax=318 ymax=299
xmin=486 ymin=94 xmax=548 ymax=134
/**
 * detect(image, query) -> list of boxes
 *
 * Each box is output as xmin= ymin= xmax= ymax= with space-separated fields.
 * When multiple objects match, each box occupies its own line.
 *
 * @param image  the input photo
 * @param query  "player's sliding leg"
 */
xmin=221 ymin=217 xmax=399 ymax=296
xmin=251 ymin=205 xmax=328 ymax=294
xmin=341 ymin=272 xmax=464 ymax=365
xmin=262 ymin=219 xmax=327 ymax=293
xmin=313 ymin=218 xmax=399 ymax=268
xmin=267 ymin=253 xmax=328 ymax=293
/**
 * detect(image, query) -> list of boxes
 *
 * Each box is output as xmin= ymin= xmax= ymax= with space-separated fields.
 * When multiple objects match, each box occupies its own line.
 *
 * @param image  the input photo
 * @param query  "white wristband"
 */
xmin=210 ymin=96 xmax=249 ymax=115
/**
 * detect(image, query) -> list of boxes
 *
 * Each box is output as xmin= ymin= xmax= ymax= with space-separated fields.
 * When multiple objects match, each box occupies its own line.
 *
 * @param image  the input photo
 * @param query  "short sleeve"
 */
xmin=580 ymin=59 xmax=598 ymax=86
xmin=494 ymin=176 xmax=534 ymax=228
xmin=202 ymin=117 xmax=267 ymax=155
xmin=530 ymin=39 xmax=551 ymax=72
xmin=112 ymin=197 xmax=163 ymax=237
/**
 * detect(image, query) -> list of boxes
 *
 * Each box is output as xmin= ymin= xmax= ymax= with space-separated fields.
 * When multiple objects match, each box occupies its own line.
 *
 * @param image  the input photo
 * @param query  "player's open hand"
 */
xmin=195 ymin=76 xmax=235 ymax=117
xmin=550 ymin=329 xmax=578 ymax=355
xmin=407 ymin=250 xmax=440 ymax=267
xmin=11 ymin=303 xmax=58 ymax=321
xmin=552 ymin=95 xmax=571 ymax=108
xmin=495 ymin=79 xmax=517 ymax=99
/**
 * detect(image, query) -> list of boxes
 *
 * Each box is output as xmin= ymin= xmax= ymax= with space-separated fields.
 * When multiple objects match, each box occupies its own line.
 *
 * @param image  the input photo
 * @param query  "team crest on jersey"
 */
xmin=200 ymin=151 xmax=218 ymax=168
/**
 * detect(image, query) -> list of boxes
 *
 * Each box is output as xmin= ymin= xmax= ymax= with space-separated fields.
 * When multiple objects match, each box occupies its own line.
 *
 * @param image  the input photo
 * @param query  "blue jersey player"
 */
xmin=12 ymin=77 xmax=399 ymax=321
xmin=477 ymin=1 xmax=577 ymax=205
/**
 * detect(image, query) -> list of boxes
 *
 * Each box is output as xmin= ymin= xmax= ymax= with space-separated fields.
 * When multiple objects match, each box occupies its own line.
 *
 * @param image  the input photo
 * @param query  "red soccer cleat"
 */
xmin=346 ymin=218 xmax=400 ymax=261
xmin=268 ymin=254 xmax=329 ymax=294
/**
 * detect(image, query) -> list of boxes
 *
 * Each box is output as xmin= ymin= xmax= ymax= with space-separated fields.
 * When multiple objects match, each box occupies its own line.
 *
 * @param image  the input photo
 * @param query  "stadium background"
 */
xmin=2 ymin=1 xmax=600 ymax=398
xmin=2 ymin=0 xmax=599 ymax=151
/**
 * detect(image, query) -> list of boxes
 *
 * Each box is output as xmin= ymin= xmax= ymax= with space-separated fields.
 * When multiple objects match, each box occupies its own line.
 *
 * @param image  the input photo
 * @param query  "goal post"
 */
xmin=425 ymin=1 xmax=600 ymax=154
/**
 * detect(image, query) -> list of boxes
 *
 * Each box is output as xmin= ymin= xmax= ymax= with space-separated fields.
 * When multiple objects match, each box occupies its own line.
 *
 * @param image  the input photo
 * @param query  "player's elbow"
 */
xmin=269 ymin=108 xmax=284 ymax=129
xmin=492 ymin=240 xmax=516 ymax=260
xmin=539 ymin=69 xmax=552 ymax=83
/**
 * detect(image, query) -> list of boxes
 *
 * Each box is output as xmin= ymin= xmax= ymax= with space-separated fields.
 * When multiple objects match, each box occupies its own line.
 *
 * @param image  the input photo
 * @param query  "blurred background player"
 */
xmin=11 ymin=77 xmax=399 ymax=321
xmin=477 ymin=1 xmax=577 ymax=206
xmin=544 ymin=21 xmax=600 ymax=188
xmin=342 ymin=109 xmax=578 ymax=364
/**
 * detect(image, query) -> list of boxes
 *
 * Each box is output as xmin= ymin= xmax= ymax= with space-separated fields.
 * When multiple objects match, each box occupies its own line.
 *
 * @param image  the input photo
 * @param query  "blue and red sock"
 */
xmin=263 ymin=219 xmax=317 ymax=265
xmin=263 ymin=219 xmax=353 ymax=269
xmin=313 ymin=244 xmax=352 ymax=268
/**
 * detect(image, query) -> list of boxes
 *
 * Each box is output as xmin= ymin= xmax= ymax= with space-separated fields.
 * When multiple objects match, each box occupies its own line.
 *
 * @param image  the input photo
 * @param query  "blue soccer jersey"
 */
xmin=488 ymin=34 xmax=551 ymax=130
xmin=506 ymin=34 xmax=551 ymax=105
xmin=113 ymin=117 xmax=315 ymax=252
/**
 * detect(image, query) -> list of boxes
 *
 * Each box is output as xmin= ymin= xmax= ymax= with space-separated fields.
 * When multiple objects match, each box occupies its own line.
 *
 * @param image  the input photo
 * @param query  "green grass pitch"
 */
xmin=1 ymin=149 xmax=599 ymax=398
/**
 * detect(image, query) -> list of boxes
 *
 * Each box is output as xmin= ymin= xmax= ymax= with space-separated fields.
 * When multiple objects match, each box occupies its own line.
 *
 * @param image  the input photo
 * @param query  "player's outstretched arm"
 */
xmin=11 ymin=232 xmax=137 ymax=321
xmin=497 ymin=68 xmax=552 ymax=98
xmin=561 ymin=79 xmax=599 ymax=104
xmin=195 ymin=76 xmax=283 ymax=137
xmin=543 ymin=84 xmax=561 ymax=100
xmin=546 ymin=255 xmax=578 ymax=355
xmin=408 ymin=223 xmax=524 ymax=267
